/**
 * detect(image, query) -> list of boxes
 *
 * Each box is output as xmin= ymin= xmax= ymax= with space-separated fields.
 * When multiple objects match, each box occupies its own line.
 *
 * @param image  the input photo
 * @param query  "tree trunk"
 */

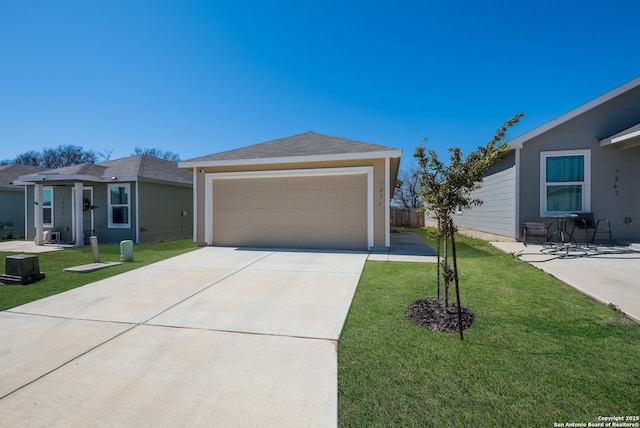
xmin=442 ymin=216 xmax=449 ymax=307
xmin=449 ymin=218 xmax=464 ymax=340
xmin=436 ymin=218 xmax=441 ymax=300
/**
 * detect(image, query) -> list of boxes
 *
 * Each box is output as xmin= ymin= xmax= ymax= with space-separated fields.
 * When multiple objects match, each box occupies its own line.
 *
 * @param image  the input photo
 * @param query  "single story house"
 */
xmin=453 ymin=76 xmax=640 ymax=243
xmin=0 ymin=164 xmax=47 ymax=239
xmin=179 ymin=132 xmax=402 ymax=251
xmin=19 ymin=155 xmax=193 ymax=245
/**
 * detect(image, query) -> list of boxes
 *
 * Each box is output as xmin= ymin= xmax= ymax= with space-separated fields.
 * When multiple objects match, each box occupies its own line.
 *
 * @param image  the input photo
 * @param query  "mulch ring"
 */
xmin=404 ymin=297 xmax=474 ymax=333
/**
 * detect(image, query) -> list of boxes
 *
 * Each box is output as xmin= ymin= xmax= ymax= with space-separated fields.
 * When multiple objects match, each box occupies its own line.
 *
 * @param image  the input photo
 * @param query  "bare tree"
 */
xmin=131 ymin=147 xmax=181 ymax=161
xmin=9 ymin=146 xmax=97 ymax=168
xmin=392 ymin=164 xmax=422 ymax=209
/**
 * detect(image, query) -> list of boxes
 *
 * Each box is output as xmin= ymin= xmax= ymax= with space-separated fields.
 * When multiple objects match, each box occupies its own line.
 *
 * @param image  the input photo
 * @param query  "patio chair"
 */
xmin=522 ymin=222 xmax=549 ymax=245
xmin=569 ymin=213 xmax=613 ymax=245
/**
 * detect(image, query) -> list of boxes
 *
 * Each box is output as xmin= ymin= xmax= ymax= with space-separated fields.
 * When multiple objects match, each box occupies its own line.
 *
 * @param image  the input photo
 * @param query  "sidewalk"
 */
xmin=491 ymin=241 xmax=640 ymax=324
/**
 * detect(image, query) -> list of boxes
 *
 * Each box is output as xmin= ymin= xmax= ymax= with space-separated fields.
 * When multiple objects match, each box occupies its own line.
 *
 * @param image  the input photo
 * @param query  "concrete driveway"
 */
xmin=0 ymin=247 xmax=368 ymax=427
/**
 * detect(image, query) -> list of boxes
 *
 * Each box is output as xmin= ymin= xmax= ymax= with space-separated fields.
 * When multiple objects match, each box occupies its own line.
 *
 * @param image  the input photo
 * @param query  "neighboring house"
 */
xmin=179 ymin=131 xmax=402 ymax=251
xmin=453 ymin=76 xmax=640 ymax=243
xmin=0 ymin=164 xmax=47 ymax=239
xmin=19 ymin=155 xmax=193 ymax=245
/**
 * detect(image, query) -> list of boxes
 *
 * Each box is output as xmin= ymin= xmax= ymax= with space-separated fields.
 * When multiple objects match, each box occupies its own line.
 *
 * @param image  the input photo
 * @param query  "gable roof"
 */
xmin=179 ymin=131 xmax=401 ymax=167
xmin=18 ymin=155 xmax=192 ymax=185
xmin=508 ymin=76 xmax=640 ymax=149
xmin=0 ymin=164 xmax=47 ymax=187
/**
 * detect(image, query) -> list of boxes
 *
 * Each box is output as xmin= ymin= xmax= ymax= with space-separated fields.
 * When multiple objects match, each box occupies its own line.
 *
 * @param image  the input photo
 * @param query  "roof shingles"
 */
xmin=185 ymin=131 xmax=400 ymax=162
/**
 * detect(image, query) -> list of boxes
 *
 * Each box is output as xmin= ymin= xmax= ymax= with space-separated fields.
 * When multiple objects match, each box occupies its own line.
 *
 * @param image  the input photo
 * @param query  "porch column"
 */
xmin=74 ymin=183 xmax=84 ymax=247
xmin=34 ymin=184 xmax=43 ymax=246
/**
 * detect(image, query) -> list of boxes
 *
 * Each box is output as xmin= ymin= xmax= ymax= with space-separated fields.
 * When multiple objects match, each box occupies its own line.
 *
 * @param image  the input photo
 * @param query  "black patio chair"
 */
xmin=569 ymin=213 xmax=613 ymax=245
xmin=522 ymin=222 xmax=549 ymax=246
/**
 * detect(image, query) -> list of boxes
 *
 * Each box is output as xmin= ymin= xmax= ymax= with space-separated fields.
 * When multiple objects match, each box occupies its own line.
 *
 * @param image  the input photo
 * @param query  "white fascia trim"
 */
xmin=611 ymin=129 xmax=640 ymax=144
xmin=179 ymin=150 xmax=402 ymax=169
xmin=204 ymin=166 xmax=375 ymax=249
xmin=18 ymin=175 xmax=139 ymax=183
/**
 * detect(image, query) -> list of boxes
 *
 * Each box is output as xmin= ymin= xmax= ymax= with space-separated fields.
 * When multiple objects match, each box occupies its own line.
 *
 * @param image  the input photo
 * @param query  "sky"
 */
xmin=1 ymin=1 xmax=639 ymax=167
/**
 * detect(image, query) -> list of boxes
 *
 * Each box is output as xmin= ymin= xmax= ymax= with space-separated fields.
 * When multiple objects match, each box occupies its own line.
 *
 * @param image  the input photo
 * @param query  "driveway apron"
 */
xmin=0 ymin=247 xmax=368 ymax=428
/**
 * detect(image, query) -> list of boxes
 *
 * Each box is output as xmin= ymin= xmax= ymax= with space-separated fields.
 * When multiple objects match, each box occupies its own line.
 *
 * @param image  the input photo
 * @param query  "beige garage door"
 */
xmin=211 ymin=174 xmax=368 ymax=250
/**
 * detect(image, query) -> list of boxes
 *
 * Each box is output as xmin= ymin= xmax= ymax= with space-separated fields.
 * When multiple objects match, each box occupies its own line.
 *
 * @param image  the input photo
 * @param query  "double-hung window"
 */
xmin=108 ymin=183 xmax=130 ymax=228
xmin=540 ymin=150 xmax=590 ymax=216
xmin=41 ymin=187 xmax=53 ymax=227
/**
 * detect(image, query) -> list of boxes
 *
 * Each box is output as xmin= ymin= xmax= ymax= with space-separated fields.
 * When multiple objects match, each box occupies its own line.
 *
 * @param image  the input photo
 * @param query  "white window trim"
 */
xmin=108 ymin=183 xmax=131 ymax=228
xmin=42 ymin=186 xmax=56 ymax=227
xmin=540 ymin=149 xmax=591 ymax=217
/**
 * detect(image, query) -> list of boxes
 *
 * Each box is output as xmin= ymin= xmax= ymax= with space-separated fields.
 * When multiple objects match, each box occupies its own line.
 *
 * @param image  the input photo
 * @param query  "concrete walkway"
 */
xmin=491 ymin=241 xmax=640 ymax=324
xmin=0 ymin=247 xmax=368 ymax=427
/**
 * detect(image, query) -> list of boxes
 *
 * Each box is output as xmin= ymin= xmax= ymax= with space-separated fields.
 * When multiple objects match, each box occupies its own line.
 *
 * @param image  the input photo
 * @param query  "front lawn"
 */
xmin=0 ymin=239 xmax=197 ymax=311
xmin=339 ymin=228 xmax=640 ymax=427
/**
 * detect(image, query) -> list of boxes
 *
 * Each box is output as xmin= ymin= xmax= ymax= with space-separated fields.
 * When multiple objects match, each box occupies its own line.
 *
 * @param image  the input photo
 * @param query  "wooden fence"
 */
xmin=390 ymin=208 xmax=425 ymax=228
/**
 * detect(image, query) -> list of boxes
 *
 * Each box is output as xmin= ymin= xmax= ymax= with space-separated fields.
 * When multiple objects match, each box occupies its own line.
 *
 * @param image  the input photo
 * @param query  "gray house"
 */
xmin=0 ymin=164 xmax=47 ymax=239
xmin=19 ymin=155 xmax=193 ymax=245
xmin=453 ymin=76 xmax=640 ymax=243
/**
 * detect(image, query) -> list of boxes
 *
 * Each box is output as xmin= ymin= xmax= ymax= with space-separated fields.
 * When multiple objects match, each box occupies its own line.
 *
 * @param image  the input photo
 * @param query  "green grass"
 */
xmin=338 ymin=228 xmax=640 ymax=427
xmin=0 ymin=239 xmax=197 ymax=311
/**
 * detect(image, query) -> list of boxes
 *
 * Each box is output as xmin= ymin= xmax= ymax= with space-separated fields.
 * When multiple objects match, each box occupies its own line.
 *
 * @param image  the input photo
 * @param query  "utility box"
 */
xmin=120 ymin=240 xmax=134 ymax=262
xmin=0 ymin=254 xmax=46 ymax=285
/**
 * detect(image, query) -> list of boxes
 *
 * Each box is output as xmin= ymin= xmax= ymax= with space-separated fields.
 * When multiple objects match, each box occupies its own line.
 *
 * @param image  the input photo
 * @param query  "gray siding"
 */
xmin=454 ymin=165 xmax=517 ymax=238
xmin=0 ymin=188 xmax=26 ymax=239
xmin=516 ymin=90 xmax=640 ymax=242
xmin=138 ymin=181 xmax=193 ymax=243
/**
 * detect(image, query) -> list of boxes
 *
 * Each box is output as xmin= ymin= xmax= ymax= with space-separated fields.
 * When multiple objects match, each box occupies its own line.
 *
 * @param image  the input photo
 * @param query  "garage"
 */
xmin=180 ymin=131 xmax=402 ymax=251
xmin=208 ymin=168 xmax=372 ymax=250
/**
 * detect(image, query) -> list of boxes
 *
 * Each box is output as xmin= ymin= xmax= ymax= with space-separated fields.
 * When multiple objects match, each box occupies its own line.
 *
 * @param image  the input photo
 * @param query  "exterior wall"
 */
xmin=190 ymin=158 xmax=389 ymax=248
xmin=138 ymin=181 xmax=193 ymax=243
xmin=518 ymin=130 xmax=640 ymax=242
xmin=26 ymin=182 xmax=139 ymax=244
xmin=432 ymin=151 xmax=518 ymax=238
xmin=0 ymin=188 xmax=26 ymax=239
xmin=453 ymin=164 xmax=517 ymax=238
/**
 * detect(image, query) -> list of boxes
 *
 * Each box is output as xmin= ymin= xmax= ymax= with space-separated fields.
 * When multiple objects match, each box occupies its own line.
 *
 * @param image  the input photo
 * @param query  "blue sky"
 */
xmin=1 ymin=1 xmax=639 ymax=167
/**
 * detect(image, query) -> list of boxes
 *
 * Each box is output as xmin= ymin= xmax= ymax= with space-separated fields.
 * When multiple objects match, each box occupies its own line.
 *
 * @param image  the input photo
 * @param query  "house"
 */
xmin=453 ymin=76 xmax=640 ymax=243
xmin=0 ymin=164 xmax=47 ymax=239
xmin=19 ymin=155 xmax=193 ymax=245
xmin=179 ymin=132 xmax=402 ymax=251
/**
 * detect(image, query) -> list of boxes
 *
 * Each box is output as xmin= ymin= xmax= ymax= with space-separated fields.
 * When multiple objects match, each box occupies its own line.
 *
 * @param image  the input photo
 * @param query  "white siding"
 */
xmin=453 ymin=166 xmax=517 ymax=238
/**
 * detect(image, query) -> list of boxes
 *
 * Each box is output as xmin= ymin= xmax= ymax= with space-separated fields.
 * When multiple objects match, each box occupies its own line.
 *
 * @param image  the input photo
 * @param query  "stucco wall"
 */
xmin=0 ymin=188 xmax=26 ymax=239
xmin=190 ymin=158 xmax=391 ymax=248
xmin=138 ymin=181 xmax=193 ymax=243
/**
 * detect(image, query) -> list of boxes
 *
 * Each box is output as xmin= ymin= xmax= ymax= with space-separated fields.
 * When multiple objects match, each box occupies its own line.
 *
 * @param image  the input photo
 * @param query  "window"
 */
xmin=40 ymin=187 xmax=54 ymax=227
xmin=541 ymin=150 xmax=590 ymax=216
xmin=108 ymin=183 xmax=130 ymax=228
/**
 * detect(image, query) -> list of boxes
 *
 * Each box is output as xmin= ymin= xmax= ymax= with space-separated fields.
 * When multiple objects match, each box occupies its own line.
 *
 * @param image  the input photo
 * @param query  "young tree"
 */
xmin=414 ymin=113 xmax=523 ymax=339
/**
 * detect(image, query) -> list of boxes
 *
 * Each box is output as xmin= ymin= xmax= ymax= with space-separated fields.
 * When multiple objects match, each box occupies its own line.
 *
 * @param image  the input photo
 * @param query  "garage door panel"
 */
xmin=212 ymin=174 xmax=368 ymax=250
